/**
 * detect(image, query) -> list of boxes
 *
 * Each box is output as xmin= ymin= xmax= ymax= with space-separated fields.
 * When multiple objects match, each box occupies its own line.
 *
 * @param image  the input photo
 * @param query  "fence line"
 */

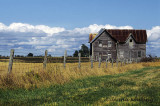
xmin=0 ymin=49 xmax=145 ymax=75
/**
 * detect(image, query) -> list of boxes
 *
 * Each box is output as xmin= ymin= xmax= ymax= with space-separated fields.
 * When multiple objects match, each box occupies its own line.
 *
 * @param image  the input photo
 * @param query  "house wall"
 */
xmin=91 ymin=32 xmax=146 ymax=62
xmin=118 ymin=36 xmax=146 ymax=60
xmin=92 ymin=31 xmax=117 ymax=61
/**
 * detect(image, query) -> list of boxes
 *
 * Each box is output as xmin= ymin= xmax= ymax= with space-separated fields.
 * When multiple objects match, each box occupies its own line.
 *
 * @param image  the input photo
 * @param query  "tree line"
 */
xmin=0 ymin=44 xmax=89 ymax=58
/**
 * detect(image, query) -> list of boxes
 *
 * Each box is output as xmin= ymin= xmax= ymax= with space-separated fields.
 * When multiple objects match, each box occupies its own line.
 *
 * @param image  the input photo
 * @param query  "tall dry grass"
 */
xmin=0 ymin=62 xmax=160 ymax=89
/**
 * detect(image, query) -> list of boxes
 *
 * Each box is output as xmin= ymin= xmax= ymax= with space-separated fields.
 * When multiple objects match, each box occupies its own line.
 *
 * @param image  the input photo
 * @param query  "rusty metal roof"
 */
xmin=107 ymin=29 xmax=147 ymax=43
xmin=90 ymin=29 xmax=147 ymax=43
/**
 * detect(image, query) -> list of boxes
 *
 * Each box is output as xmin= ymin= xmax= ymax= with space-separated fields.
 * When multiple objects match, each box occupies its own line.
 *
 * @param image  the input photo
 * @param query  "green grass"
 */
xmin=0 ymin=66 xmax=160 ymax=106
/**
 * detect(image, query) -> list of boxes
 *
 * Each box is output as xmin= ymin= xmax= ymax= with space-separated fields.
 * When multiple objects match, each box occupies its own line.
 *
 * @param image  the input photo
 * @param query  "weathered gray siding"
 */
xmin=117 ymin=36 xmax=146 ymax=60
xmin=91 ymin=32 xmax=146 ymax=62
xmin=92 ymin=32 xmax=117 ymax=61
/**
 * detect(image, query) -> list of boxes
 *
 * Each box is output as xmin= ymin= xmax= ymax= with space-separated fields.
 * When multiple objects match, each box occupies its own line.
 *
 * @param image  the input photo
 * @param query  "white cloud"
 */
xmin=146 ymin=26 xmax=160 ymax=56
xmin=0 ymin=23 xmax=7 ymax=30
xmin=56 ymin=39 xmax=66 ymax=45
xmin=0 ymin=22 xmax=65 ymax=35
xmin=71 ymin=24 xmax=133 ymax=35
xmin=0 ymin=22 xmax=160 ymax=56
xmin=35 ymin=25 xmax=65 ymax=36
xmin=147 ymin=26 xmax=160 ymax=41
xmin=14 ymin=47 xmax=23 ymax=50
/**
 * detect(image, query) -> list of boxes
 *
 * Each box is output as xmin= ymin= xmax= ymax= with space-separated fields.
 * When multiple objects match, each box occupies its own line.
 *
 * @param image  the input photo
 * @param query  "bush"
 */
xmin=140 ymin=54 xmax=157 ymax=62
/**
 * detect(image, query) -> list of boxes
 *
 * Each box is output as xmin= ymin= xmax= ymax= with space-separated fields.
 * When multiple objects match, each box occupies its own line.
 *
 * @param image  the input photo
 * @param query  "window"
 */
xmin=120 ymin=51 xmax=124 ymax=58
xmin=99 ymin=52 xmax=102 ymax=57
xmin=102 ymin=52 xmax=107 ymax=56
xmin=103 ymin=45 xmax=107 ymax=47
xmin=95 ymin=56 xmax=98 ymax=61
xmin=108 ymin=41 xmax=112 ymax=47
xmin=99 ymin=40 xmax=102 ymax=47
xmin=129 ymin=39 xmax=133 ymax=47
xmin=108 ymin=53 xmax=111 ymax=59
xmin=138 ymin=51 xmax=141 ymax=57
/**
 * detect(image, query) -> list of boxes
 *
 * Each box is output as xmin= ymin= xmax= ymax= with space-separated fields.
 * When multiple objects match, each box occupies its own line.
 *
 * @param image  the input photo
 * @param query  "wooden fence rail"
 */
xmin=1 ymin=49 xmax=143 ymax=74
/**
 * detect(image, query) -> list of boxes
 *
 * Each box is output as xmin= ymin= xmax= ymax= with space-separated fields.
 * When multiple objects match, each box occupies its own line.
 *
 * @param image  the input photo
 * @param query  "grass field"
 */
xmin=0 ymin=66 xmax=160 ymax=105
xmin=0 ymin=62 xmax=160 ymax=89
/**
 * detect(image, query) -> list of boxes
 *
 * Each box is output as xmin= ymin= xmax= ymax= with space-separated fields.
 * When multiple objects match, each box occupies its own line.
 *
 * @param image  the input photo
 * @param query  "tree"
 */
xmin=48 ymin=54 xmax=52 ymax=57
xmin=73 ymin=50 xmax=79 ymax=57
xmin=73 ymin=44 xmax=89 ymax=57
xmin=27 ymin=53 xmax=33 ymax=57
xmin=80 ymin=44 xmax=89 ymax=57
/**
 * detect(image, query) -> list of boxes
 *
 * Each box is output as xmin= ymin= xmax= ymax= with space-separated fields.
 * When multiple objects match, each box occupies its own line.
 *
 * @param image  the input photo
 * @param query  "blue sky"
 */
xmin=0 ymin=0 xmax=160 ymax=56
xmin=0 ymin=0 xmax=159 ymax=29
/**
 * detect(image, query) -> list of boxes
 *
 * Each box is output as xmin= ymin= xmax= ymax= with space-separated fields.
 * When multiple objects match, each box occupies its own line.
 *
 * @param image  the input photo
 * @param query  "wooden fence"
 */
xmin=0 ymin=49 xmax=141 ymax=74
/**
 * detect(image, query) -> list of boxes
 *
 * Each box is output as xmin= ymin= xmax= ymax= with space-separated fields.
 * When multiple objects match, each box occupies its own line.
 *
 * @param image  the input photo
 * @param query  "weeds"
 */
xmin=0 ymin=62 xmax=160 ymax=89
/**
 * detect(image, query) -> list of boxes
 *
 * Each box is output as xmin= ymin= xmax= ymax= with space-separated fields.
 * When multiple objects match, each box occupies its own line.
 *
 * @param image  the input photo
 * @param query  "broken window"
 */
xmin=138 ymin=51 xmax=141 ymax=57
xmin=108 ymin=41 xmax=112 ymax=47
xmin=99 ymin=52 xmax=102 ymax=58
xmin=103 ymin=45 xmax=107 ymax=47
xmin=99 ymin=40 xmax=102 ymax=47
xmin=108 ymin=53 xmax=111 ymax=59
xmin=120 ymin=51 xmax=124 ymax=58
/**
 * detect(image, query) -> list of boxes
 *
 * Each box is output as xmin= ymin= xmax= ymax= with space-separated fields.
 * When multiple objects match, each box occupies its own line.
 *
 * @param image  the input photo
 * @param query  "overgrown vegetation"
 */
xmin=0 ymin=66 xmax=160 ymax=105
xmin=0 ymin=62 xmax=160 ymax=89
xmin=141 ymin=54 xmax=159 ymax=62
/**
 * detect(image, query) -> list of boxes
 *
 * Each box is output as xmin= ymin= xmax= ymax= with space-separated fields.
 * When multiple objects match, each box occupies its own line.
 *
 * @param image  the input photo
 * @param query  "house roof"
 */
xmin=89 ymin=29 xmax=147 ymax=44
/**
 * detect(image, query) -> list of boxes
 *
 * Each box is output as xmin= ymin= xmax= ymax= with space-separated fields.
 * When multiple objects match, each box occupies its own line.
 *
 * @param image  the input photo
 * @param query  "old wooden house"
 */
xmin=89 ymin=29 xmax=147 ymax=62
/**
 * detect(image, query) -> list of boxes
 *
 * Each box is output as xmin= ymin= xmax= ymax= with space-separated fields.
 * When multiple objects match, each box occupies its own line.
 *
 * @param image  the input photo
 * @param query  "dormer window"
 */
xmin=129 ymin=38 xmax=133 ymax=47
xmin=99 ymin=40 xmax=102 ymax=47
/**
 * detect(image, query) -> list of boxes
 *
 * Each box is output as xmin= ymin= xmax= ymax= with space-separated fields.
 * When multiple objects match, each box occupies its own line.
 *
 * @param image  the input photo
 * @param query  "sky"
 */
xmin=0 ymin=0 xmax=160 ymax=56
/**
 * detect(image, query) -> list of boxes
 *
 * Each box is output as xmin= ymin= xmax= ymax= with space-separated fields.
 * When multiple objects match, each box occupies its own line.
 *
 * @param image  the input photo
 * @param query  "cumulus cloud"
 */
xmin=146 ymin=26 xmax=160 ymax=56
xmin=0 ymin=22 xmax=65 ymax=35
xmin=147 ymin=26 xmax=160 ymax=41
xmin=0 ymin=22 xmax=159 ymax=56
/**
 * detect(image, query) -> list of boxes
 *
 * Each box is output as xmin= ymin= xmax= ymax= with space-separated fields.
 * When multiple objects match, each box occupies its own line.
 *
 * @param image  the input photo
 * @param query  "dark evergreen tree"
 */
xmin=73 ymin=50 xmax=79 ymax=57
xmin=80 ymin=44 xmax=89 ymax=57
xmin=73 ymin=44 xmax=89 ymax=57
xmin=27 ymin=53 xmax=33 ymax=57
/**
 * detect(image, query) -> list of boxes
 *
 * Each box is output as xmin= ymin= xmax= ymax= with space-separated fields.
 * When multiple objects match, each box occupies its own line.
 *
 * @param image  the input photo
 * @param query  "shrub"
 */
xmin=140 ymin=54 xmax=158 ymax=62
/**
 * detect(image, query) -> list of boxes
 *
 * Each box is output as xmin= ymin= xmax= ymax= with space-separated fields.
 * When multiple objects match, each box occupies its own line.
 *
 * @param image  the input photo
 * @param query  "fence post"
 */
xmin=89 ymin=55 xmax=91 ymax=62
xmin=98 ymin=56 xmax=101 ymax=68
xmin=91 ymin=56 xmax=93 ymax=68
xmin=112 ymin=59 xmax=113 ymax=68
xmin=43 ymin=50 xmax=48 ymax=69
xmin=64 ymin=50 xmax=67 ymax=68
xmin=136 ymin=58 xmax=137 ymax=63
xmin=121 ymin=59 xmax=122 ymax=66
xmin=8 ymin=49 xmax=14 ymax=74
xmin=106 ymin=59 xmax=108 ymax=68
xmin=116 ymin=59 xmax=118 ymax=67
xmin=78 ymin=53 xmax=81 ymax=68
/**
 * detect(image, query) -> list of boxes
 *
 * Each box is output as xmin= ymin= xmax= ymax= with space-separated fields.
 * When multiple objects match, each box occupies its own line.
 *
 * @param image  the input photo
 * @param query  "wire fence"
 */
xmin=1 ymin=49 xmax=158 ymax=76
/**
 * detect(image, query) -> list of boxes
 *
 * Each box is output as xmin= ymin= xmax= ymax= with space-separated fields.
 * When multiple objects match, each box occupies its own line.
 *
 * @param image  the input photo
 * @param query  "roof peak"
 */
xmin=89 ymin=29 xmax=147 ymax=43
xmin=106 ymin=29 xmax=146 ymax=30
